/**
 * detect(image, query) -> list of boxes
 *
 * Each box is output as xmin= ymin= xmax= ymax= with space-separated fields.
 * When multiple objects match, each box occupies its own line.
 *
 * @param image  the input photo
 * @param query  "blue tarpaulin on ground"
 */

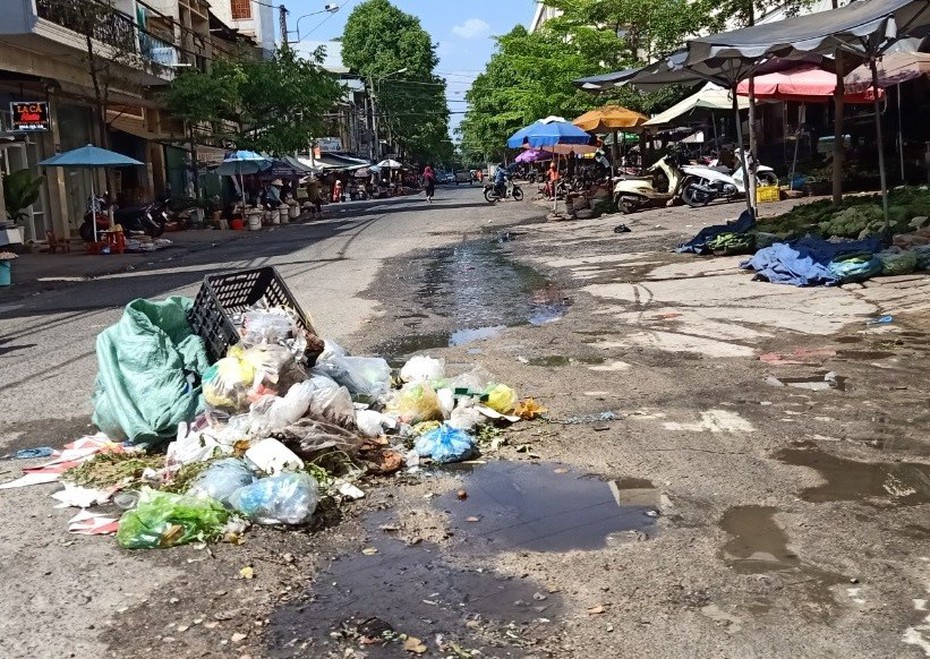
xmin=676 ymin=209 xmax=756 ymax=254
xmin=740 ymin=236 xmax=882 ymax=286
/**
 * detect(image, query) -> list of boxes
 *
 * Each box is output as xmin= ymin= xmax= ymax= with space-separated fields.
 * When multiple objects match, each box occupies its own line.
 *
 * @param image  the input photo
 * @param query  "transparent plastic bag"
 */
xmin=387 ymin=383 xmax=444 ymax=424
xmin=304 ymin=375 xmax=356 ymax=428
xmin=187 ymin=458 xmax=256 ymax=506
xmin=248 ymin=380 xmax=316 ymax=437
xmin=116 ymin=488 xmax=229 ymax=549
xmin=202 ymin=356 xmax=255 ymax=413
xmin=414 ymin=424 xmax=477 ymax=464
xmin=312 ymin=355 xmax=391 ymax=400
xmin=238 ymin=344 xmax=307 ymax=396
xmin=240 ymin=308 xmax=300 ymax=347
xmin=272 ymin=417 xmax=365 ymax=457
xmin=228 ymin=472 xmax=319 ymax=525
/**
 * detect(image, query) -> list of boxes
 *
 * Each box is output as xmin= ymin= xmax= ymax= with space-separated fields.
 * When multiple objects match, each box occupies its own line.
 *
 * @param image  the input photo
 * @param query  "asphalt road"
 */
xmin=0 ymin=186 xmax=540 ymax=429
xmin=0 ymin=185 xmax=542 ymax=659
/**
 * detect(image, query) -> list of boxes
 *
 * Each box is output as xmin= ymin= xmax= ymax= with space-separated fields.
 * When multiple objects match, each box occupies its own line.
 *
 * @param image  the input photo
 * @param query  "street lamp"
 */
xmin=288 ymin=4 xmax=339 ymax=43
xmin=370 ymin=67 xmax=407 ymax=160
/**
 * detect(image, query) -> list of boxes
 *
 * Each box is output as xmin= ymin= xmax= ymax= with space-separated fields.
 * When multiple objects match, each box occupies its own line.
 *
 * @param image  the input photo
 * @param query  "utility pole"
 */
xmin=369 ymin=77 xmax=380 ymax=161
xmin=279 ymin=4 xmax=289 ymax=48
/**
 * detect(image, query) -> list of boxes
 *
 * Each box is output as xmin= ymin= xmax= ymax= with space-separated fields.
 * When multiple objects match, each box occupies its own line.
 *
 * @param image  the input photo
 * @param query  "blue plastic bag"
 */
xmin=414 ymin=424 xmax=477 ymax=464
xmin=229 ymin=472 xmax=319 ymax=525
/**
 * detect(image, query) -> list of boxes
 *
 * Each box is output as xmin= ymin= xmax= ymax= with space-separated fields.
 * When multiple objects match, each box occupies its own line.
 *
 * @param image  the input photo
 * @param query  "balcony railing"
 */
xmin=35 ymin=0 xmax=193 ymax=71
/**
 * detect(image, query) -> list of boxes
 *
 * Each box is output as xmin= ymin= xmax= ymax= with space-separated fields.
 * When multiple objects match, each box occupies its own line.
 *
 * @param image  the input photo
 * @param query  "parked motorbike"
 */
xmin=679 ymin=150 xmax=778 ymax=207
xmin=612 ymin=152 xmax=686 ymax=214
xmin=79 ymin=195 xmax=169 ymax=241
xmin=484 ymin=179 xmax=524 ymax=203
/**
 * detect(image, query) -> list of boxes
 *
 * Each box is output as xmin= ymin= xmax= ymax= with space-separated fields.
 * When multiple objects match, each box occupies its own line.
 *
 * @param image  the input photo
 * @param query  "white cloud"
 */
xmin=451 ymin=18 xmax=490 ymax=40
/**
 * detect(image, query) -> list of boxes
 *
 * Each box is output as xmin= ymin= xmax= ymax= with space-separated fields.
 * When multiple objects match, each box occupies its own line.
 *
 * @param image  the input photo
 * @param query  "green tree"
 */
xmin=459 ymin=0 xmax=722 ymax=162
xmin=164 ymin=47 xmax=342 ymax=158
xmin=234 ymin=47 xmax=343 ymax=155
xmin=341 ymin=0 xmax=450 ymax=162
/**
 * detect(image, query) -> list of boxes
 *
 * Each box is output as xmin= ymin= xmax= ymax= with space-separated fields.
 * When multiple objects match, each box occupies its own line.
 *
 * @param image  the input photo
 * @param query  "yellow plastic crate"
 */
xmin=757 ymin=185 xmax=781 ymax=203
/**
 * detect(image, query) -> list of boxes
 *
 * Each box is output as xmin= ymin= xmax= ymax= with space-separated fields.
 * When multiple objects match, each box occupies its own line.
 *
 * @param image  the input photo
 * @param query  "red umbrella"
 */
xmin=737 ymin=66 xmax=883 ymax=103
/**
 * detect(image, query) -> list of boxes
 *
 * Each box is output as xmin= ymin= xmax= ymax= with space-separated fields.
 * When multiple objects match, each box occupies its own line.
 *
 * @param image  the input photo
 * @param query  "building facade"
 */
xmin=210 ymin=0 xmax=275 ymax=55
xmin=530 ymin=2 xmax=561 ymax=33
xmin=0 ymin=0 xmax=252 ymax=242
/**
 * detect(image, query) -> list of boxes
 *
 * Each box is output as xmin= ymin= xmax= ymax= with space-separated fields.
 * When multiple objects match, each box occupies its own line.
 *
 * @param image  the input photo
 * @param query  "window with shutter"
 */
xmin=231 ymin=0 xmax=251 ymax=20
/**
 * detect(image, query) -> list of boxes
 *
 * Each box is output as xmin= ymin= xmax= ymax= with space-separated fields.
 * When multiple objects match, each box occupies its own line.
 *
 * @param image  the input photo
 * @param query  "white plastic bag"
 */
xmin=400 ymin=355 xmax=445 ymax=383
xmin=356 ymin=409 xmax=388 ymax=438
xmin=245 ymin=438 xmax=305 ymax=474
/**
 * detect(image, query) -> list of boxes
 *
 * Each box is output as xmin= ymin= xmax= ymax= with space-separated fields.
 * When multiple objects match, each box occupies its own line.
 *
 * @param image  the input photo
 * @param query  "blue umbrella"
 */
xmin=214 ymin=151 xmax=272 ymax=205
xmin=38 ymin=144 xmax=144 ymax=168
xmin=39 ymin=145 xmax=144 ymax=243
xmin=214 ymin=150 xmax=272 ymax=176
xmin=506 ymin=116 xmax=592 ymax=149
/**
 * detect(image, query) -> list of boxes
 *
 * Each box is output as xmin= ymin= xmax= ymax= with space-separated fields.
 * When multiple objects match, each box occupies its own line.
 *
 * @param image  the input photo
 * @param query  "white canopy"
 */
xmin=645 ymin=82 xmax=749 ymax=126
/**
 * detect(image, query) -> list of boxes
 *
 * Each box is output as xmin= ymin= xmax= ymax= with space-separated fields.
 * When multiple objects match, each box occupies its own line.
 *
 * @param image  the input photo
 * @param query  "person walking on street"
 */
xmin=422 ymin=164 xmax=436 ymax=203
xmin=305 ymin=175 xmax=323 ymax=219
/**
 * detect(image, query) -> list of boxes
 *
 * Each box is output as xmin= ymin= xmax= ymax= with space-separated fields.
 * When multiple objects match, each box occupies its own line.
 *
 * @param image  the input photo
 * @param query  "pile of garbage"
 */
xmin=675 ymin=191 xmax=930 ymax=286
xmin=2 ymin=295 xmax=544 ymax=550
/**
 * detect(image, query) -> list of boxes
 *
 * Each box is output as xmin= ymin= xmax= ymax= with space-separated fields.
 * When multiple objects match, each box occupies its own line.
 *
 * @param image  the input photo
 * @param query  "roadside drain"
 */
xmin=435 ymin=461 xmax=659 ymax=552
xmin=775 ymin=448 xmax=930 ymax=504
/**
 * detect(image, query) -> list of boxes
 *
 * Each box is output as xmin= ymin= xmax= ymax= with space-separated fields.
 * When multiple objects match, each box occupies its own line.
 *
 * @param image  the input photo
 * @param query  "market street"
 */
xmin=3 ymin=187 xmax=930 ymax=658
xmin=0 ymin=186 xmax=541 ymax=659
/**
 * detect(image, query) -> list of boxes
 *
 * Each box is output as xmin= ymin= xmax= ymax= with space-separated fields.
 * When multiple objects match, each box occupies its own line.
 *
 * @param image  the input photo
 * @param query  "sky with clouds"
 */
xmin=285 ymin=0 xmax=539 ymax=136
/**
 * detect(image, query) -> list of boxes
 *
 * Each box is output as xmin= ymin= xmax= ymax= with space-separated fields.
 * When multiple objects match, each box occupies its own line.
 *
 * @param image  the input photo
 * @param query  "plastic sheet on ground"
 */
xmin=741 ymin=236 xmax=882 ymax=286
xmin=677 ymin=210 xmax=755 ymax=254
xmin=92 ymin=297 xmax=210 ymax=445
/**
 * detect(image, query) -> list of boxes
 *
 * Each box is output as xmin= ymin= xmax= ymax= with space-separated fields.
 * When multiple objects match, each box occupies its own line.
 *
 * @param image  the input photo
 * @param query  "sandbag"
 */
xmin=92 ymin=297 xmax=210 ymax=446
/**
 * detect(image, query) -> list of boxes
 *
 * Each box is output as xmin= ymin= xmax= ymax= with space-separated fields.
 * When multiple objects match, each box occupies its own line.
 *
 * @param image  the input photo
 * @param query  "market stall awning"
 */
xmin=845 ymin=49 xmax=930 ymax=90
xmin=645 ymin=82 xmax=750 ymax=126
xmin=573 ymin=67 xmax=641 ymax=91
xmin=687 ymin=0 xmax=930 ymax=65
xmin=736 ymin=66 xmax=883 ymax=103
xmin=573 ymin=105 xmax=649 ymax=133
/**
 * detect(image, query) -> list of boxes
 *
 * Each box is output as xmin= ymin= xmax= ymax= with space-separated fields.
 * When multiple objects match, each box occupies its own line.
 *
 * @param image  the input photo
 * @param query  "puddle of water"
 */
xmin=526 ymin=355 xmax=606 ymax=367
xmin=836 ymin=350 xmax=896 ymax=360
xmin=766 ymin=372 xmax=846 ymax=392
xmin=265 ymin=536 xmax=560 ymax=657
xmin=435 ymin=461 xmax=658 ymax=553
xmin=775 ymin=448 xmax=930 ymax=505
xmin=719 ymin=506 xmax=847 ymax=611
xmin=390 ymin=241 xmax=568 ymax=354
xmin=449 ymin=325 xmax=506 ymax=346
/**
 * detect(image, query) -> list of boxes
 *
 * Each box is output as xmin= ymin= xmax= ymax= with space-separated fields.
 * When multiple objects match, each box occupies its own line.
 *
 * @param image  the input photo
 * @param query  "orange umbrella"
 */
xmin=573 ymin=105 xmax=648 ymax=133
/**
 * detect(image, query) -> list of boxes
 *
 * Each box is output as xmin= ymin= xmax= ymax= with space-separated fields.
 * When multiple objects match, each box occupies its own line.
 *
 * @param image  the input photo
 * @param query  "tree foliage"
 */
xmin=341 ymin=0 xmax=451 ymax=162
xmin=164 ymin=47 xmax=343 ymax=156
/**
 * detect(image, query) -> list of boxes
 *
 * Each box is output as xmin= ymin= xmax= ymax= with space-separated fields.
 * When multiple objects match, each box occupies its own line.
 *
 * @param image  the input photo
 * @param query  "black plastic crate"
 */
xmin=189 ymin=267 xmax=318 ymax=363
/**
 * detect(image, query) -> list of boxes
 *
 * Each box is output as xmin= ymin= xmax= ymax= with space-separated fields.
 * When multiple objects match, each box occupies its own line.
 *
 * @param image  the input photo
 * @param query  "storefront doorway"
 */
xmin=0 ymin=139 xmax=49 ymax=243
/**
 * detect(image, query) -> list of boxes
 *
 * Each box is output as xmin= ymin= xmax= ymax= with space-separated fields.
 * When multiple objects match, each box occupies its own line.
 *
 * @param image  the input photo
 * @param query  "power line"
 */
xmin=298 ymin=0 xmax=358 ymax=43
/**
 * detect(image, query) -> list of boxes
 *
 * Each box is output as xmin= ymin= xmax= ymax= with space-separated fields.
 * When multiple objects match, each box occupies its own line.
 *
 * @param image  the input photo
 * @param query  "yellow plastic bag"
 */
xmin=203 ymin=354 xmax=256 ymax=412
xmin=389 ymin=383 xmax=444 ymax=424
xmin=485 ymin=384 xmax=518 ymax=414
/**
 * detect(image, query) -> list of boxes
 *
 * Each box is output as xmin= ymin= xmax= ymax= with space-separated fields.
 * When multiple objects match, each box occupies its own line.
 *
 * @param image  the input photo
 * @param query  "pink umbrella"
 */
xmin=737 ymin=66 xmax=883 ymax=103
xmin=515 ymin=148 xmax=552 ymax=163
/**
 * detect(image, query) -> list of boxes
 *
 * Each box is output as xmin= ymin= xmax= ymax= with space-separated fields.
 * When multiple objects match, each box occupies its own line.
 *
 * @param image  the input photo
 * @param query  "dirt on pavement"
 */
xmin=5 ymin=194 xmax=930 ymax=658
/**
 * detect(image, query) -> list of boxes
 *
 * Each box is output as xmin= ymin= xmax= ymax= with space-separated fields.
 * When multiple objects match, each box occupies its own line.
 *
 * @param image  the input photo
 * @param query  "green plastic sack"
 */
xmin=116 ymin=488 xmax=229 ymax=549
xmin=92 ymin=297 xmax=210 ymax=446
xmin=876 ymin=248 xmax=918 ymax=276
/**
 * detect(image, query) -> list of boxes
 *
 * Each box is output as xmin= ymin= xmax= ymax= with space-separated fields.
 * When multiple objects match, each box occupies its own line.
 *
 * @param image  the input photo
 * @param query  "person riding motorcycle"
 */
xmin=493 ymin=164 xmax=508 ymax=198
